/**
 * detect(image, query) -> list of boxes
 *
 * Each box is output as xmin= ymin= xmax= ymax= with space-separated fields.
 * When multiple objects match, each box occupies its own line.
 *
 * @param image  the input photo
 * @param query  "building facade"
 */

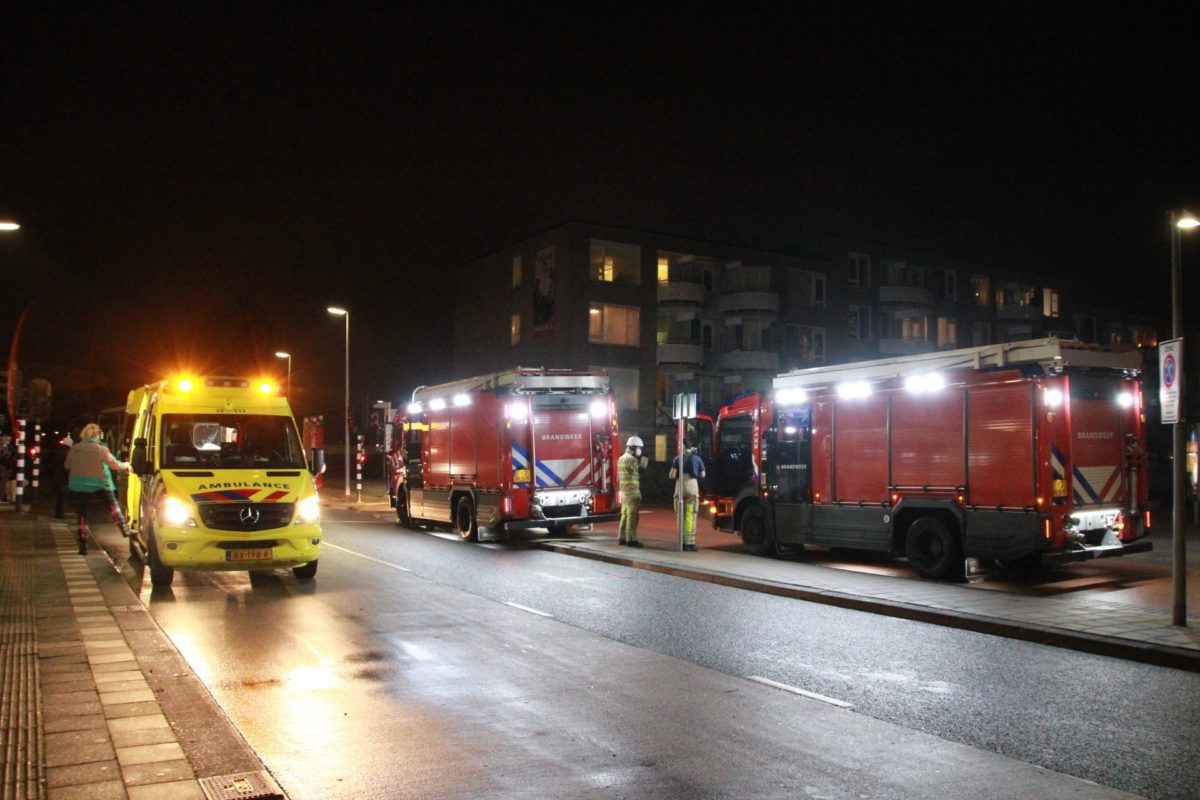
xmin=453 ymin=222 xmax=1160 ymax=459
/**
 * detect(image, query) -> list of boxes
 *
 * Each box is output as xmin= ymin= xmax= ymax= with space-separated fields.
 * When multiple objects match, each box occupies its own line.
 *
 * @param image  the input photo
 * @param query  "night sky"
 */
xmin=2 ymin=5 xmax=1197 ymax=425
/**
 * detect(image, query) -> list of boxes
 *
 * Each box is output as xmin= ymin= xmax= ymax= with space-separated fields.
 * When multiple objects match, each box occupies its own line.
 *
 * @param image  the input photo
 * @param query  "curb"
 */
xmin=536 ymin=541 xmax=1200 ymax=674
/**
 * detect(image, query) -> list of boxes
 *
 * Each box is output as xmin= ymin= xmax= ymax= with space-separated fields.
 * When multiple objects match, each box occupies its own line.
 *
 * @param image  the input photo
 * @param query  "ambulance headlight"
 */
xmin=296 ymin=495 xmax=321 ymax=525
xmin=162 ymin=496 xmax=195 ymax=527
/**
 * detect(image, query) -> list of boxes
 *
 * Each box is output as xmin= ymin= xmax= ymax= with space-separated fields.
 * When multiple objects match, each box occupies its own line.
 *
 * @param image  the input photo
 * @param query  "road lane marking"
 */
xmin=504 ymin=601 xmax=553 ymax=618
xmin=321 ymin=542 xmax=411 ymax=572
xmin=746 ymin=675 xmax=853 ymax=708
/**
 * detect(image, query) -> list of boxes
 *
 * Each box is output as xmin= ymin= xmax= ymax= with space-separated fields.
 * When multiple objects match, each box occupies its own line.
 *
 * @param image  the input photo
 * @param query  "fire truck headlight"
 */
xmin=162 ymin=496 xmax=195 ymax=527
xmin=429 ymin=398 xmax=447 ymax=411
xmin=296 ymin=495 xmax=321 ymax=525
xmin=590 ymin=399 xmax=608 ymax=418
xmin=452 ymin=393 xmax=472 ymax=407
xmin=1117 ymin=392 xmax=1133 ymax=409
xmin=1044 ymin=388 xmax=1064 ymax=408
xmin=776 ymin=388 xmax=807 ymax=405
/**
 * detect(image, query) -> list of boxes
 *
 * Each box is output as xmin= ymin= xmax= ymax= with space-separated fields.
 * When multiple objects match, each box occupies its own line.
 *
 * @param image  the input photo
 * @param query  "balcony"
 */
xmin=878 ymin=338 xmax=936 ymax=356
xmin=718 ymin=291 xmax=780 ymax=316
xmin=878 ymin=285 xmax=934 ymax=306
xmin=716 ymin=349 xmax=780 ymax=373
xmin=657 ymin=281 xmax=706 ymax=305
xmin=656 ymin=342 xmax=705 ymax=366
xmin=995 ymin=304 xmax=1043 ymax=321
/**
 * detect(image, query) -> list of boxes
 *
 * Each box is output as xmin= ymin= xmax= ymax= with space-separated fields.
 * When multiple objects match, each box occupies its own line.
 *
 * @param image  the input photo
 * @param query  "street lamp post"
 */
xmin=274 ymin=351 xmax=292 ymax=397
xmin=327 ymin=307 xmax=351 ymax=498
xmin=1170 ymin=210 xmax=1199 ymax=627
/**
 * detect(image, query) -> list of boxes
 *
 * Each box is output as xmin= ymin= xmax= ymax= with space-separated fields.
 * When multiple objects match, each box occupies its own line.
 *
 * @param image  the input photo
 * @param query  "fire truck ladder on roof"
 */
xmin=773 ymin=337 xmax=1143 ymax=392
xmin=411 ymin=368 xmax=610 ymax=402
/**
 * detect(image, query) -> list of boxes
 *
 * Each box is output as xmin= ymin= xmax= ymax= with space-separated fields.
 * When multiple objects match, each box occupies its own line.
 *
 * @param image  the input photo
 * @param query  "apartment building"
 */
xmin=452 ymin=222 xmax=1157 ymax=456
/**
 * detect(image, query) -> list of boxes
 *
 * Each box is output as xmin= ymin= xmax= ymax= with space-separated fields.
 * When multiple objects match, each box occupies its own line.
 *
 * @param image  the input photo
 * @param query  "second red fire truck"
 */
xmin=388 ymin=368 xmax=621 ymax=540
xmin=706 ymin=338 xmax=1153 ymax=578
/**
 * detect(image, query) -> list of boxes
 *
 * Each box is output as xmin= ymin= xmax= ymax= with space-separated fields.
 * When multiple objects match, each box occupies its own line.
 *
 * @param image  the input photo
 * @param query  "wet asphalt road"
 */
xmin=117 ymin=510 xmax=1200 ymax=799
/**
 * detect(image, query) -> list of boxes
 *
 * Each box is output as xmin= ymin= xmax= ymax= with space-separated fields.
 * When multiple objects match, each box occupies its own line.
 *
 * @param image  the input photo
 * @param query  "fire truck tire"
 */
xmin=905 ymin=517 xmax=960 ymax=580
xmin=146 ymin=529 xmax=175 ymax=588
xmin=739 ymin=505 xmax=775 ymax=556
xmin=396 ymin=495 xmax=412 ymax=527
xmin=455 ymin=495 xmax=479 ymax=541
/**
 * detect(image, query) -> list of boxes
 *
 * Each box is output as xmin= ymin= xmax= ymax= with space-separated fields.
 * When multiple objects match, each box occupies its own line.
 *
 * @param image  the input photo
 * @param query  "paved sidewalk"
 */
xmin=0 ymin=504 xmax=283 ymax=800
xmin=337 ymin=480 xmax=1200 ymax=672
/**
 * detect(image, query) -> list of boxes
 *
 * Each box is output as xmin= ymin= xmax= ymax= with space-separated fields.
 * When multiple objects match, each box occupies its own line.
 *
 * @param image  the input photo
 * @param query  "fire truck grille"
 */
xmin=543 ymin=504 xmax=583 ymax=519
xmin=199 ymin=503 xmax=294 ymax=531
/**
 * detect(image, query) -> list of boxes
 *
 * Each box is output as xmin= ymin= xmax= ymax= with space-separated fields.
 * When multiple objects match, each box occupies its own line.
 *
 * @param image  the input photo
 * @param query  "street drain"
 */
xmin=108 ymin=605 xmax=145 ymax=612
xmin=199 ymin=771 xmax=285 ymax=800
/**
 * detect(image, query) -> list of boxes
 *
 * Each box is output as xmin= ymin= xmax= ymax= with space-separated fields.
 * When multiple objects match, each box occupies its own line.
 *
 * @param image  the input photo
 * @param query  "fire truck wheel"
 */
xmin=905 ymin=517 xmax=961 ymax=580
xmin=146 ymin=529 xmax=175 ymax=588
xmin=396 ymin=497 xmax=412 ymax=527
xmin=739 ymin=505 xmax=775 ymax=556
xmin=455 ymin=495 xmax=479 ymax=541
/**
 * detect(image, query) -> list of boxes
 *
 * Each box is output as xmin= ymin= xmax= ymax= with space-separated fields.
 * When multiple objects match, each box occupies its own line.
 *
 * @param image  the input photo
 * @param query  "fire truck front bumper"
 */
xmin=1043 ymin=536 xmax=1153 ymax=566
xmin=506 ymin=512 xmax=620 ymax=531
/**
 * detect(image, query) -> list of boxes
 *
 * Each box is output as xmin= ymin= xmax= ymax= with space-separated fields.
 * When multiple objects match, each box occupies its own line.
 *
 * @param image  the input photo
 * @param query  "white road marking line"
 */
xmin=321 ymin=542 xmax=411 ymax=571
xmin=745 ymin=675 xmax=853 ymax=708
xmin=504 ymin=601 xmax=553 ymax=618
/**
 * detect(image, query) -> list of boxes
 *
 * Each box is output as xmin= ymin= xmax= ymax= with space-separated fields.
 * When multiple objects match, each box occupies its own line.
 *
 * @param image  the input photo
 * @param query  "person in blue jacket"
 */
xmin=65 ymin=423 xmax=133 ymax=555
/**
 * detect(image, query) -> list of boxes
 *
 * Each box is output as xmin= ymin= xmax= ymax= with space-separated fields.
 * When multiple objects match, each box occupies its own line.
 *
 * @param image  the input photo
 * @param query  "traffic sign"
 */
xmin=1160 ymin=338 xmax=1182 ymax=424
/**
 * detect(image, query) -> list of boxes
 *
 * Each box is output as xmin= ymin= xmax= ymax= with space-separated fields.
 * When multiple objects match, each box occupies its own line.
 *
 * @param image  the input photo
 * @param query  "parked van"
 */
xmin=125 ymin=375 xmax=322 ymax=587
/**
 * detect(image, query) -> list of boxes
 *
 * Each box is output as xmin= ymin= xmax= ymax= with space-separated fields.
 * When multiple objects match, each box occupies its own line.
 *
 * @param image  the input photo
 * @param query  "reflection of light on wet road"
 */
xmin=163 ymin=629 xmax=214 ymax=683
xmin=285 ymin=664 xmax=341 ymax=690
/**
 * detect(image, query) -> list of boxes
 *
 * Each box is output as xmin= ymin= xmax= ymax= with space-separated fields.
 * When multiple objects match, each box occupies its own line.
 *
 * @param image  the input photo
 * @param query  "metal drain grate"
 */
xmin=199 ymin=771 xmax=285 ymax=800
xmin=108 ymin=605 xmax=146 ymax=612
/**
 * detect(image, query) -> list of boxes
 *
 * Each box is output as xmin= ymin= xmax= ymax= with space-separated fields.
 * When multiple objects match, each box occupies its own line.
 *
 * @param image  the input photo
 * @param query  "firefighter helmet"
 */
xmin=626 ymin=436 xmax=644 ymax=449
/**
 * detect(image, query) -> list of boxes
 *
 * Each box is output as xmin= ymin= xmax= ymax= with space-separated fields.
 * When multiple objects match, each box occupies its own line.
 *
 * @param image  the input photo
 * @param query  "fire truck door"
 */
xmin=770 ymin=407 xmax=813 ymax=544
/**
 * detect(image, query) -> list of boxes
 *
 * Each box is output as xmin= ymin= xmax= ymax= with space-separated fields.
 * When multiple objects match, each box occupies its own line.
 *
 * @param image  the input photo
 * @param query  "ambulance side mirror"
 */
xmin=131 ymin=438 xmax=151 ymax=476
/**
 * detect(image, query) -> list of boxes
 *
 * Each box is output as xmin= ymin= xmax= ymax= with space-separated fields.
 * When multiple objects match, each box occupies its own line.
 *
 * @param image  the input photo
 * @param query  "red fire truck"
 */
xmin=388 ymin=368 xmax=621 ymax=540
xmin=706 ymin=338 xmax=1152 ymax=578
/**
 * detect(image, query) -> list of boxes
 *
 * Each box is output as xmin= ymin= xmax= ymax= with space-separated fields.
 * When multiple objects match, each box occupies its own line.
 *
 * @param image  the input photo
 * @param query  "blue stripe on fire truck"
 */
xmin=510 ymin=443 xmax=567 ymax=488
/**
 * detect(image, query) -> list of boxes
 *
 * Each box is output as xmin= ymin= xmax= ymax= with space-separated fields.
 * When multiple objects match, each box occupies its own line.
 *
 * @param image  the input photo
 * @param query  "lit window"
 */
xmin=590 ymin=240 xmax=641 ymax=284
xmin=1043 ymin=288 xmax=1059 ymax=318
xmin=971 ymin=275 xmax=990 ymax=307
xmin=511 ymin=313 xmax=521 ymax=346
xmin=937 ymin=317 xmax=957 ymax=347
xmin=589 ymin=303 xmax=640 ymax=346
xmin=658 ymin=256 xmax=670 ymax=285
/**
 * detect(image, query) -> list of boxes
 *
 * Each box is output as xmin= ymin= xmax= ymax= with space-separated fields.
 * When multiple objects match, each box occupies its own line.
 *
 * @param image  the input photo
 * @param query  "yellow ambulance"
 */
xmin=125 ymin=375 xmax=322 ymax=587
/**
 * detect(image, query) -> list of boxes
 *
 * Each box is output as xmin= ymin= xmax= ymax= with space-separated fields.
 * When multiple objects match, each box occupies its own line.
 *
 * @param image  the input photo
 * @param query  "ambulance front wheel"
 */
xmin=455 ymin=495 xmax=479 ymax=541
xmin=739 ymin=505 xmax=775 ymax=557
xmin=292 ymin=560 xmax=318 ymax=581
xmin=905 ymin=517 xmax=961 ymax=580
xmin=146 ymin=529 xmax=175 ymax=588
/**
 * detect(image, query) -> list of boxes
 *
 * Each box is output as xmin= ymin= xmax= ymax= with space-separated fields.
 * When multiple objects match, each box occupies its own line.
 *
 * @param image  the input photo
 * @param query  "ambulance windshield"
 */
xmin=161 ymin=414 xmax=307 ymax=470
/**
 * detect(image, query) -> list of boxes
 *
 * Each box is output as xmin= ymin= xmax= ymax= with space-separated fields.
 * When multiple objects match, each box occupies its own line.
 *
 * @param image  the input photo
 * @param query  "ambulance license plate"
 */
xmin=227 ymin=548 xmax=273 ymax=562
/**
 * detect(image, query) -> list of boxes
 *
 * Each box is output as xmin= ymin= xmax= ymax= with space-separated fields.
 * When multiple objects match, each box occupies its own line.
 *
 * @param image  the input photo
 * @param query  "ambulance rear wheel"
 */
xmin=146 ymin=529 xmax=175 ymax=588
xmin=905 ymin=517 xmax=960 ymax=580
xmin=740 ymin=505 xmax=775 ymax=557
xmin=455 ymin=495 xmax=478 ymax=541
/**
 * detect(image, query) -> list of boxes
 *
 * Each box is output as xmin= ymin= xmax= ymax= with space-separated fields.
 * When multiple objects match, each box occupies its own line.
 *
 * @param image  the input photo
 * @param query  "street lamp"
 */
xmin=1170 ymin=210 xmax=1198 ymax=626
xmin=0 ymin=221 xmax=19 ymax=231
xmin=274 ymin=351 xmax=291 ymax=396
xmin=327 ymin=306 xmax=350 ymax=497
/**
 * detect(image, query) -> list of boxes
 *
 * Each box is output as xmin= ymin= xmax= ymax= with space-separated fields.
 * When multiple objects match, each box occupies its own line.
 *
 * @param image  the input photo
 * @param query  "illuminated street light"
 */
xmin=1170 ymin=210 xmax=1197 ymax=626
xmin=275 ymin=351 xmax=292 ymax=396
xmin=327 ymin=307 xmax=351 ymax=497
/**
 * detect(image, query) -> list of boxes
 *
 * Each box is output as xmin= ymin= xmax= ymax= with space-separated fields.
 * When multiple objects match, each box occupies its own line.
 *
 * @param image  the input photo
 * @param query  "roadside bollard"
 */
xmin=14 ymin=418 xmax=25 ymax=511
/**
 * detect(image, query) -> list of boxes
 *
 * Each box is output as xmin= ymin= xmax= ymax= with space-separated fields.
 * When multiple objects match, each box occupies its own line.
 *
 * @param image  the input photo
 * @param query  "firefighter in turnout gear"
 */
xmin=617 ymin=436 xmax=644 ymax=547
xmin=670 ymin=440 xmax=707 ymax=551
